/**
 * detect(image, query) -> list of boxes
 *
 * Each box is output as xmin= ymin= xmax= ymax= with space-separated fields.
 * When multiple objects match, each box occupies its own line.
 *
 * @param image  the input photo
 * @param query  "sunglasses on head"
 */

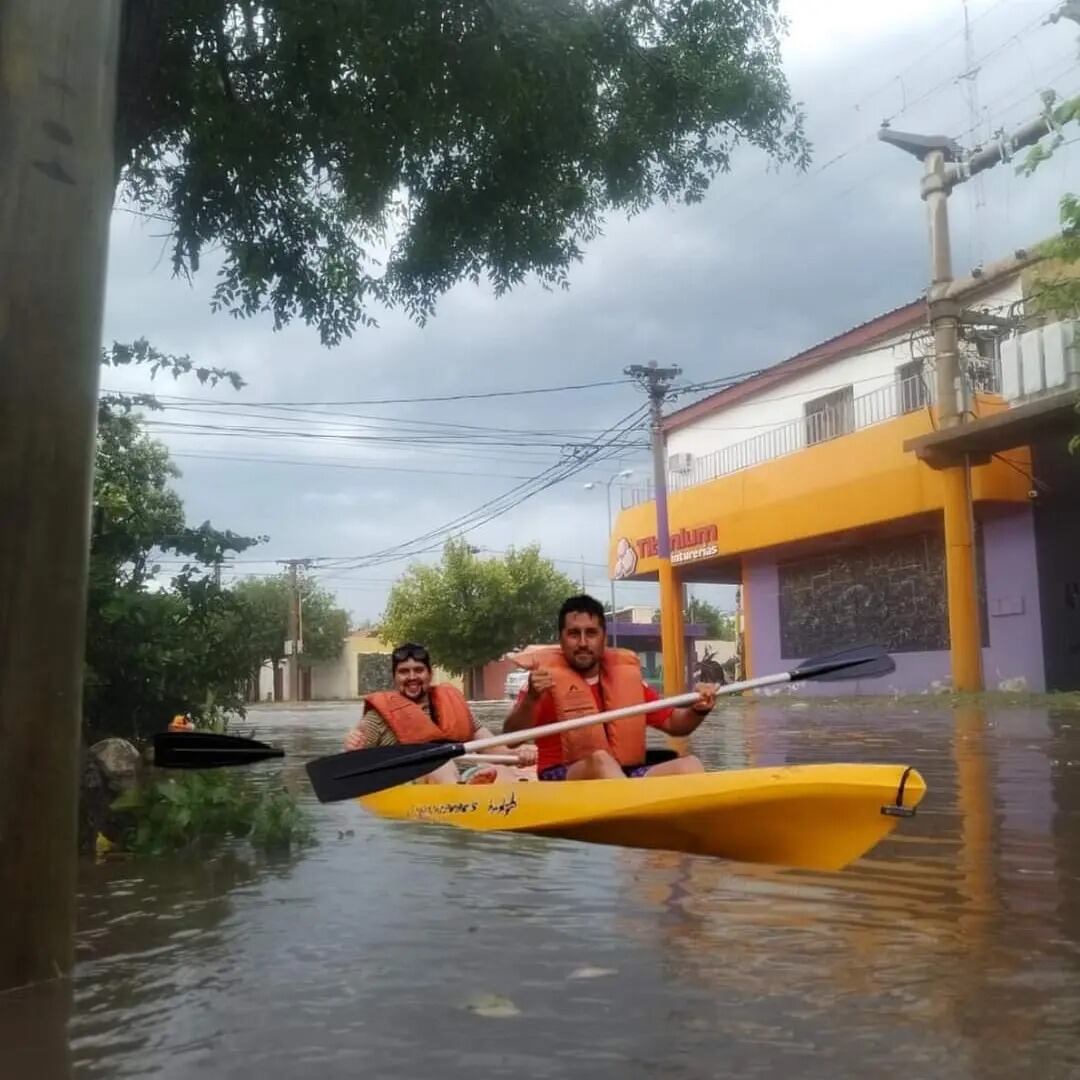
xmin=391 ymin=643 xmax=431 ymax=669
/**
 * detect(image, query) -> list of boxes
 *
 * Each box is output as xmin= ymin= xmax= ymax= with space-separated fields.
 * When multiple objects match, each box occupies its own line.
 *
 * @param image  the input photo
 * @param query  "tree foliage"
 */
xmin=685 ymin=597 xmax=735 ymax=639
xmin=380 ymin=538 xmax=576 ymax=673
xmin=85 ymin=399 xmax=262 ymax=742
xmin=232 ymin=574 xmax=350 ymax=671
xmin=116 ymin=1 xmax=808 ymax=344
xmin=88 ymin=338 xmax=341 ymax=736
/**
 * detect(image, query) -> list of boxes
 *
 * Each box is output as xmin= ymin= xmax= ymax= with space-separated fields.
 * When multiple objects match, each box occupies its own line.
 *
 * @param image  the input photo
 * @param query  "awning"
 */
xmin=904 ymin=388 xmax=1079 ymax=468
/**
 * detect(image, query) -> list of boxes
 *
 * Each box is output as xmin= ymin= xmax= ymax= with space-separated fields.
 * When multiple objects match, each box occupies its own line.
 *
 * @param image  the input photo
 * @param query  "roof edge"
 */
xmin=663 ymin=298 xmax=929 ymax=434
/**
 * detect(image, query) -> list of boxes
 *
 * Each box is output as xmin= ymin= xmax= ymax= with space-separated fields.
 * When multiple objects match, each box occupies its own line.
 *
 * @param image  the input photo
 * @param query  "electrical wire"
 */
xmin=100 ymin=377 xmax=635 ymax=408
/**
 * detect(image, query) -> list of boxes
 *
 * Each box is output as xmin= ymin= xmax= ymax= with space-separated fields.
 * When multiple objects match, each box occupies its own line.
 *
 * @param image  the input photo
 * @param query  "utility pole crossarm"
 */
xmin=879 ymin=90 xmax=1067 ymax=194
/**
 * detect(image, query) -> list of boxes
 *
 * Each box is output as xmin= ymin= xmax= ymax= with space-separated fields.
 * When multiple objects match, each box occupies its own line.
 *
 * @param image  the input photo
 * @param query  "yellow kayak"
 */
xmin=359 ymin=763 xmax=926 ymax=871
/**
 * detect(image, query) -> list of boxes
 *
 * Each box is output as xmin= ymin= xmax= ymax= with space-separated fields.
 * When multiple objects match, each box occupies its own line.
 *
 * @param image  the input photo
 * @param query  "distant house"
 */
xmin=257 ymin=629 xmax=463 ymax=703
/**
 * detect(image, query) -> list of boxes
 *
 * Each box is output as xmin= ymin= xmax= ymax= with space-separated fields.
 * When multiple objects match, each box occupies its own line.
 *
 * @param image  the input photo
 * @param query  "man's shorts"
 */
xmin=538 ymin=762 xmax=650 ymax=781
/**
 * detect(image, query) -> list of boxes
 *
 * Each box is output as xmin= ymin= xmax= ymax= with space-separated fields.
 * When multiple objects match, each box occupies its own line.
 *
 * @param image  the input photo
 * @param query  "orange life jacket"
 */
xmin=363 ymin=684 xmax=474 ymax=745
xmin=514 ymin=646 xmax=647 ymax=766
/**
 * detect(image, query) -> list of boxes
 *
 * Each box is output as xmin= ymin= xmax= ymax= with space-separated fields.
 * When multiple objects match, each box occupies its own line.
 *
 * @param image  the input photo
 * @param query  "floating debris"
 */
xmin=464 ymin=993 xmax=521 ymax=1018
xmin=568 ymin=966 xmax=617 ymax=980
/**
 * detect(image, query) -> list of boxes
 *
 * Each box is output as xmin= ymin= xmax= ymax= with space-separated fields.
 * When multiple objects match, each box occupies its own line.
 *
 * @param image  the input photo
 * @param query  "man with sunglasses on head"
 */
xmin=343 ymin=642 xmax=536 ymax=784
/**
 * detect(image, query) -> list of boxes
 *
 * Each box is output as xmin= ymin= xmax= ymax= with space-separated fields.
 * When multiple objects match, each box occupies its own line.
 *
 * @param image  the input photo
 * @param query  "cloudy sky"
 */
xmin=101 ymin=0 xmax=1080 ymax=623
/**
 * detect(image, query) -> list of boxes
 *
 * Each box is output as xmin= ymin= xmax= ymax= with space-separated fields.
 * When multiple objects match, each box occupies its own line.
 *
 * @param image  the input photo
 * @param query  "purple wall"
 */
xmin=745 ymin=507 xmax=1046 ymax=695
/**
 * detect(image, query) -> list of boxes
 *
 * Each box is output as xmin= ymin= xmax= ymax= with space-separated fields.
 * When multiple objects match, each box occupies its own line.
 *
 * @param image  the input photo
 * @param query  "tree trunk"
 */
xmin=0 ymin=0 xmax=122 ymax=992
xmin=113 ymin=0 xmax=174 ymax=180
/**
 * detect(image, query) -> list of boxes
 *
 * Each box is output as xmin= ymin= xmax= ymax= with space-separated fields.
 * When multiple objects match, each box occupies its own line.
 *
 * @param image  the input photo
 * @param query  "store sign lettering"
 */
xmin=635 ymin=525 xmax=719 ymax=562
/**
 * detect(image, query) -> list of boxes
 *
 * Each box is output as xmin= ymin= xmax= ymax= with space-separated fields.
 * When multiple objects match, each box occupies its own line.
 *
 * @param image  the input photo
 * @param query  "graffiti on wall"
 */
xmin=778 ymin=529 xmax=989 ymax=657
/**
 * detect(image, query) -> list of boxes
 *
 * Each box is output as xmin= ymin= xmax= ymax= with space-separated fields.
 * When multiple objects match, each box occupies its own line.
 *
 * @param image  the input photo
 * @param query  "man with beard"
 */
xmin=503 ymin=595 xmax=717 ymax=781
xmin=344 ymin=643 xmax=536 ymax=784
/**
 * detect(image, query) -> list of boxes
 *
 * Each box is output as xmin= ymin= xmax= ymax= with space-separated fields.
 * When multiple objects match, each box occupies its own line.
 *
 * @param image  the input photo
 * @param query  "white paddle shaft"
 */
xmin=464 ymin=692 xmax=699 ymax=753
xmin=464 ymin=667 xmax=797 ymax=755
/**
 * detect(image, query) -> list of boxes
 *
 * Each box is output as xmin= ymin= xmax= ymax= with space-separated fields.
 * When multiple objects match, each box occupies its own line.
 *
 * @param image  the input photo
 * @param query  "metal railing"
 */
xmin=622 ymin=373 xmax=933 ymax=509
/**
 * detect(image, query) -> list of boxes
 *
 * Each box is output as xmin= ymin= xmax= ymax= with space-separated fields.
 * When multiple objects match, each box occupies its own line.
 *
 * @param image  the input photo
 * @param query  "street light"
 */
xmin=584 ymin=469 xmax=634 ymax=646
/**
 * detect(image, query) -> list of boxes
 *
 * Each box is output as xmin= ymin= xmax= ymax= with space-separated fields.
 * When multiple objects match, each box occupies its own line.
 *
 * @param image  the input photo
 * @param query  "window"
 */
xmin=968 ymin=334 xmax=1001 ymax=394
xmin=896 ymin=358 xmax=927 ymax=414
xmin=804 ymin=385 xmax=854 ymax=445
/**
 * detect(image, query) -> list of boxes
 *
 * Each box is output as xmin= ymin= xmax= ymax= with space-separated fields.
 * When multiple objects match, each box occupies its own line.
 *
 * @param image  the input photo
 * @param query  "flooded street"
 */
xmin=7 ymin=700 xmax=1080 ymax=1079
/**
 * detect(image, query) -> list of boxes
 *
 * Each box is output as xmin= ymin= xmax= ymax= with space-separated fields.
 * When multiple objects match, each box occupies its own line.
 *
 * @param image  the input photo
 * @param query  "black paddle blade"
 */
xmin=305 ymin=740 xmax=465 ymax=803
xmin=790 ymin=643 xmax=895 ymax=683
xmin=153 ymin=731 xmax=285 ymax=769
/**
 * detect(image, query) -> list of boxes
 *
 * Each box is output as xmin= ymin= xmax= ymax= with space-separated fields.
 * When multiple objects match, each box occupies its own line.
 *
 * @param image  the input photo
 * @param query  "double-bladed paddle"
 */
xmin=152 ymin=731 xmax=525 ymax=771
xmin=304 ymin=642 xmax=895 ymax=803
xmin=152 ymin=729 xmax=285 ymax=769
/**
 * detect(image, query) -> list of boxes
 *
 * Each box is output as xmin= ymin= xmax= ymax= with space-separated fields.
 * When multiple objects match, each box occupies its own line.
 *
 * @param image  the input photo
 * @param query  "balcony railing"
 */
xmin=622 ymin=372 xmax=933 ymax=509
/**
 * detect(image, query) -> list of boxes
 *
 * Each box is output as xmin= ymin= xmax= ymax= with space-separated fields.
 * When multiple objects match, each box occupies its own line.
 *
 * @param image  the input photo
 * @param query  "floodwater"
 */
xmin=5 ymin=699 xmax=1080 ymax=1079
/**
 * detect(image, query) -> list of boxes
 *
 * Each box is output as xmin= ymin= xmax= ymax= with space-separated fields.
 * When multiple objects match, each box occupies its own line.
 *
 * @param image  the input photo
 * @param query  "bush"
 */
xmin=114 ymin=771 xmax=315 ymax=856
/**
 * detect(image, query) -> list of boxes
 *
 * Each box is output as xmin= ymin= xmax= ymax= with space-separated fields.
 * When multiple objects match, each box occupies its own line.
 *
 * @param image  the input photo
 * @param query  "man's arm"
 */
xmin=655 ymin=683 xmax=718 ymax=737
xmin=503 ymin=694 xmax=537 ymax=733
xmin=343 ymin=706 xmax=389 ymax=750
xmin=502 ymin=666 xmax=555 ymax=732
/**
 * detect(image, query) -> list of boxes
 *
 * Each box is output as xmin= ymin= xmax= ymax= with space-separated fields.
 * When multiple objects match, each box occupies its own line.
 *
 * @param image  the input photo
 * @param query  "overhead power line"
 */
xmin=307 ymin=403 xmax=650 ymax=572
xmin=99 ymin=377 xmax=633 ymax=408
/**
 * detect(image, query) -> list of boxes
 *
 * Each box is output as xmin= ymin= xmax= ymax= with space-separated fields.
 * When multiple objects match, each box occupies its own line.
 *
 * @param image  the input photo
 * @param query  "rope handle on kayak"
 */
xmin=880 ymin=765 xmax=917 ymax=818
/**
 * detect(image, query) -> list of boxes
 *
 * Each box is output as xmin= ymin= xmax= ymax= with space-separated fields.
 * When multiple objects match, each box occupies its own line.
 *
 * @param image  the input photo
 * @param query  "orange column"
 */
xmin=739 ymin=561 xmax=753 ymax=681
xmin=659 ymin=561 xmax=686 ymax=695
xmin=942 ymin=464 xmax=983 ymax=691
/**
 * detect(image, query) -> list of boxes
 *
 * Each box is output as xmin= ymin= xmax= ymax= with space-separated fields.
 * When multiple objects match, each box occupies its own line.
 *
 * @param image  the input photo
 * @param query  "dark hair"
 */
xmin=558 ymin=594 xmax=607 ymax=633
xmin=391 ymin=642 xmax=432 ymax=675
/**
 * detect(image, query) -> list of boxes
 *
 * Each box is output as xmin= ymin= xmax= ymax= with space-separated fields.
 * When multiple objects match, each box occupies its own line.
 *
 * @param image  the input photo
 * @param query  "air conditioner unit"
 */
xmin=668 ymin=452 xmax=693 ymax=473
xmin=1000 ymin=319 xmax=1080 ymax=402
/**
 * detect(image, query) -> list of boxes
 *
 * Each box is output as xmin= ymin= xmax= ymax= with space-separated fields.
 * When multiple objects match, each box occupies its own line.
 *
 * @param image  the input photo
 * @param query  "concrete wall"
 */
xmin=745 ymin=507 xmax=1045 ymax=694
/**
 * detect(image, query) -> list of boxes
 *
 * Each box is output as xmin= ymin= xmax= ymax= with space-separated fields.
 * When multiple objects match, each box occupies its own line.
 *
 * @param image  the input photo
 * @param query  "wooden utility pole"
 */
xmin=0 ymin=0 xmax=122 ymax=992
xmin=626 ymin=362 xmax=685 ymax=694
xmin=279 ymin=559 xmax=309 ymax=702
xmin=880 ymin=87 xmax=1070 ymax=693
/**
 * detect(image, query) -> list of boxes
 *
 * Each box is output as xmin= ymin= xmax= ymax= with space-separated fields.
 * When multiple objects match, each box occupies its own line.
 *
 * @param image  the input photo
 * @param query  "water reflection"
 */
xmin=1 ymin=979 xmax=73 ymax=1080
xmin=2 ymin=700 xmax=1078 ymax=1078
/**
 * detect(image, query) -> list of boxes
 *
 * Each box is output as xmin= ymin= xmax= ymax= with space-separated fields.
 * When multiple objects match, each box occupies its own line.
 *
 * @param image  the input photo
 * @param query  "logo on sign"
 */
xmin=613 ymin=536 xmax=638 ymax=580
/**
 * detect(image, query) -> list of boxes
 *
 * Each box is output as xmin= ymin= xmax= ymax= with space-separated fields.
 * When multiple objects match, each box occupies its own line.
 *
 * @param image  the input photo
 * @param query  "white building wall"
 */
xmin=666 ymin=280 xmax=1022 ymax=470
xmin=258 ymin=661 xmax=278 ymax=702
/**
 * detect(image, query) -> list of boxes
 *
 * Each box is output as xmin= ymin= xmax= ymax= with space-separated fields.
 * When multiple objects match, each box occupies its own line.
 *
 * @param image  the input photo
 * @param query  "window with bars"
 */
xmin=804 ymin=385 xmax=854 ymax=445
xmin=896 ymin=358 xmax=927 ymax=414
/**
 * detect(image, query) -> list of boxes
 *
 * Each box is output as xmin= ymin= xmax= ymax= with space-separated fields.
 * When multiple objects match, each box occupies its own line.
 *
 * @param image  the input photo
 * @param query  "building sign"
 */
xmin=614 ymin=525 xmax=719 ymax=578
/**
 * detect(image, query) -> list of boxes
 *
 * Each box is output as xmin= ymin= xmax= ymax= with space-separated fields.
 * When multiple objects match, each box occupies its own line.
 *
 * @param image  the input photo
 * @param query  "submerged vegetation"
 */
xmin=112 ymin=770 xmax=315 ymax=858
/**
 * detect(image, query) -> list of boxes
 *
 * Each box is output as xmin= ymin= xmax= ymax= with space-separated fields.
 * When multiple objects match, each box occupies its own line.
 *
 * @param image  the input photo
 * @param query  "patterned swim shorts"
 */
xmin=538 ymin=762 xmax=650 ymax=781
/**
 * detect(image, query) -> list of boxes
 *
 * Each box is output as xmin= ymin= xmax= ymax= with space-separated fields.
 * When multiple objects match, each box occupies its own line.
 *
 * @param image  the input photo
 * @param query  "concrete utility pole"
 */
xmin=0 ymin=0 xmax=122 ymax=993
xmin=880 ymin=89 xmax=1068 ymax=692
xmin=625 ymin=362 xmax=685 ymax=694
